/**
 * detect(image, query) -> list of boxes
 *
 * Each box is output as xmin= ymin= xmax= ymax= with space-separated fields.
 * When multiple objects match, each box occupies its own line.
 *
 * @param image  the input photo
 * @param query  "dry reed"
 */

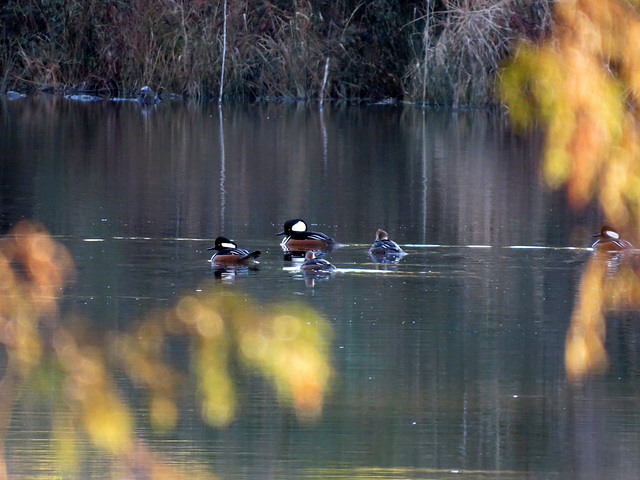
xmin=0 ymin=0 xmax=553 ymax=104
xmin=404 ymin=0 xmax=554 ymax=107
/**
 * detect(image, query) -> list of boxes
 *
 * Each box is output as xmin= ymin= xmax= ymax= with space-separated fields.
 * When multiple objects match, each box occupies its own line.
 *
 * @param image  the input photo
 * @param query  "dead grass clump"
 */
xmin=404 ymin=0 xmax=554 ymax=107
xmin=225 ymin=2 xmax=329 ymax=99
xmin=0 ymin=0 xmax=554 ymax=104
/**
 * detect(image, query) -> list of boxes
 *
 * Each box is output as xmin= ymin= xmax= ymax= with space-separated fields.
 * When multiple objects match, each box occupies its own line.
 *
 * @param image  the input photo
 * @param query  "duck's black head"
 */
xmin=207 ymin=236 xmax=237 ymax=251
xmin=277 ymin=219 xmax=308 ymax=235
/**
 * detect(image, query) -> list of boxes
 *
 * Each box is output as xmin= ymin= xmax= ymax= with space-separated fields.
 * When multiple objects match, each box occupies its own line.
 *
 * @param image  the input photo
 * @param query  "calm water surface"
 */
xmin=2 ymin=96 xmax=640 ymax=479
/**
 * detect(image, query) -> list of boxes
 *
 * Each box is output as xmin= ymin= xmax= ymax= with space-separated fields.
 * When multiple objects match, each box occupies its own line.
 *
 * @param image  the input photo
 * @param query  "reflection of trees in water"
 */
xmin=2 ymin=97 xmax=589 ymax=247
xmin=0 ymin=221 xmax=332 ymax=478
xmin=399 ymin=109 xmax=599 ymax=247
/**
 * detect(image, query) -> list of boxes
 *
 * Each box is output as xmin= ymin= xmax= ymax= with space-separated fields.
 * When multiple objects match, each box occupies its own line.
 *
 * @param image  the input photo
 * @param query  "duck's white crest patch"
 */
xmin=220 ymin=242 xmax=236 ymax=249
xmin=606 ymin=230 xmax=619 ymax=239
xmin=291 ymin=220 xmax=307 ymax=232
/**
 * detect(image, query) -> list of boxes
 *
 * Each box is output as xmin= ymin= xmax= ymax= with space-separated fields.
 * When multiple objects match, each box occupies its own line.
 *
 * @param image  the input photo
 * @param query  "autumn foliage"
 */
xmin=0 ymin=221 xmax=332 ymax=478
xmin=502 ymin=0 xmax=640 ymax=380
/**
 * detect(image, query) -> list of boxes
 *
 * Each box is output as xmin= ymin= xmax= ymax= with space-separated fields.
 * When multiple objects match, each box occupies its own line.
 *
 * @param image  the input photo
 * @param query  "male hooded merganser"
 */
xmin=591 ymin=226 xmax=634 ymax=252
xmin=369 ymin=229 xmax=404 ymax=257
xmin=277 ymin=219 xmax=336 ymax=251
xmin=300 ymin=250 xmax=336 ymax=274
xmin=207 ymin=236 xmax=261 ymax=265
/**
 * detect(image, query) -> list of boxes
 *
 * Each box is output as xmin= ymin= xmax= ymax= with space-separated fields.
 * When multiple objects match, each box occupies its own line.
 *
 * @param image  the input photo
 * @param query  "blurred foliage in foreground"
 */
xmin=0 ymin=221 xmax=332 ymax=478
xmin=501 ymin=0 xmax=640 ymax=380
xmin=563 ymin=252 xmax=640 ymax=380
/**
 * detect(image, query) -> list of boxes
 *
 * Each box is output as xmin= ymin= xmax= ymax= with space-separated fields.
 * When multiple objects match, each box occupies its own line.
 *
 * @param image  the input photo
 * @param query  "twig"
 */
xmin=319 ymin=57 xmax=330 ymax=100
xmin=218 ymin=0 xmax=227 ymax=104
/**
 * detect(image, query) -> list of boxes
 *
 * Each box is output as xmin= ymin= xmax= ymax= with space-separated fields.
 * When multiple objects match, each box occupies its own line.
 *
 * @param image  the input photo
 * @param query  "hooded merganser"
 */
xmin=277 ymin=219 xmax=336 ymax=251
xmin=300 ymin=250 xmax=336 ymax=274
xmin=369 ymin=229 xmax=404 ymax=257
xmin=207 ymin=236 xmax=261 ymax=265
xmin=138 ymin=85 xmax=158 ymax=105
xmin=591 ymin=226 xmax=634 ymax=252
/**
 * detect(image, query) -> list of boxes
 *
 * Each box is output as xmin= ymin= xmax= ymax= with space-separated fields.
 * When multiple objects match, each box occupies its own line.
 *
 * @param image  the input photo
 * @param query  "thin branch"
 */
xmin=218 ymin=0 xmax=227 ymax=104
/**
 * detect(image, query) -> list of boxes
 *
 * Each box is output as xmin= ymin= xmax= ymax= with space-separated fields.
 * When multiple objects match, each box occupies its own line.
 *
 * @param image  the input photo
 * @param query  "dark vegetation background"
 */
xmin=0 ymin=0 xmax=553 ymax=105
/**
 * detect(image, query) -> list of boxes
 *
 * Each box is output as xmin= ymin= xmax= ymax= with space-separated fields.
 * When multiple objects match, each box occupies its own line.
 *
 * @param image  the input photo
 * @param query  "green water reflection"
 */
xmin=2 ymin=97 xmax=640 ymax=479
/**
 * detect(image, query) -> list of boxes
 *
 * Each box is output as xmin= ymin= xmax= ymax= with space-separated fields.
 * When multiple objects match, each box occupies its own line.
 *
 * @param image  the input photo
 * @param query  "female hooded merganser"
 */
xmin=300 ymin=250 xmax=336 ymax=274
xmin=369 ymin=229 xmax=404 ymax=257
xmin=277 ymin=219 xmax=336 ymax=251
xmin=207 ymin=236 xmax=261 ymax=265
xmin=591 ymin=226 xmax=634 ymax=252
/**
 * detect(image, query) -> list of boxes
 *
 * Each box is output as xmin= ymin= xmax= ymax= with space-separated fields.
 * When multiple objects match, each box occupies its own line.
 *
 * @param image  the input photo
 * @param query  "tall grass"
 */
xmin=0 ymin=0 xmax=553 ymax=104
xmin=404 ymin=0 xmax=554 ymax=107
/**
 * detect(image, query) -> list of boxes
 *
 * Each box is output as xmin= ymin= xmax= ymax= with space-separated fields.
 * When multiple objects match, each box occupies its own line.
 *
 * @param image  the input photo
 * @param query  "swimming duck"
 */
xmin=138 ymin=85 xmax=158 ymax=105
xmin=277 ymin=219 xmax=336 ymax=252
xmin=591 ymin=226 xmax=634 ymax=252
xmin=300 ymin=250 xmax=336 ymax=274
xmin=207 ymin=236 xmax=261 ymax=265
xmin=369 ymin=229 xmax=404 ymax=255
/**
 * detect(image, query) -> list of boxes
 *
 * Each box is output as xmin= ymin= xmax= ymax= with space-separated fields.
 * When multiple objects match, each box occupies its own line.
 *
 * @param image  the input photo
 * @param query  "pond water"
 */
xmin=2 ymin=96 xmax=640 ymax=479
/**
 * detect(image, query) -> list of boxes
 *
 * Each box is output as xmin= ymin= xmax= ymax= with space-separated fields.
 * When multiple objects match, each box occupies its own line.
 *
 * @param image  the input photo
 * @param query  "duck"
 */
xmin=300 ymin=250 xmax=336 ymax=275
xmin=591 ymin=226 xmax=634 ymax=252
xmin=207 ymin=236 xmax=261 ymax=265
xmin=138 ymin=85 xmax=158 ymax=105
xmin=369 ymin=229 xmax=404 ymax=257
xmin=277 ymin=219 xmax=336 ymax=252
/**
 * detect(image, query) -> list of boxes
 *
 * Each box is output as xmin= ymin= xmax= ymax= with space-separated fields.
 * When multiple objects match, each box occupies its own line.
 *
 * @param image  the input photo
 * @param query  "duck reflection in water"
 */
xmin=368 ymin=228 xmax=405 ymax=263
xmin=277 ymin=219 xmax=337 ymax=259
xmin=211 ymin=265 xmax=252 ymax=282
